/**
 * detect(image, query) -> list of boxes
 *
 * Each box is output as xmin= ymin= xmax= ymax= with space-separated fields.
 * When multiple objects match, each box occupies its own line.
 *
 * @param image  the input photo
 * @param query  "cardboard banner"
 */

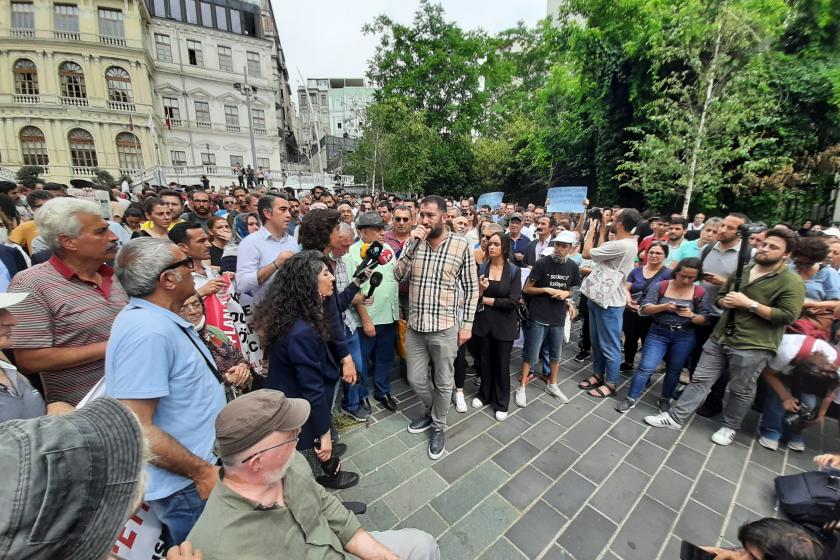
xmin=67 ymin=187 xmax=113 ymax=220
xmin=476 ymin=192 xmax=504 ymax=210
xmin=227 ymin=278 xmax=266 ymax=376
xmin=546 ymin=187 xmax=588 ymax=213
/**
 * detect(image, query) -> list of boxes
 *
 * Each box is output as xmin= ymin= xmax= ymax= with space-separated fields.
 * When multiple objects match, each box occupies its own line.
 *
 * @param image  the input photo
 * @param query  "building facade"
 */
xmin=0 ymin=0 xmax=295 ymax=188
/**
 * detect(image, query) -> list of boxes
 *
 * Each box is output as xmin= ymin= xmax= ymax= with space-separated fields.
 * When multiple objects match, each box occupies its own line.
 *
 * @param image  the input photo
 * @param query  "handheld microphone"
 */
xmin=366 ymin=272 xmax=383 ymax=298
xmin=406 ymin=226 xmax=430 ymax=254
xmin=353 ymin=241 xmax=384 ymax=278
xmin=378 ymin=251 xmax=393 ymax=265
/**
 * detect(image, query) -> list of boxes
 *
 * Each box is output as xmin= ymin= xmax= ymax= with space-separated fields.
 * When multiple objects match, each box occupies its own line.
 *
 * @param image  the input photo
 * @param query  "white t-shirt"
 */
xmin=768 ymin=334 xmax=840 ymax=403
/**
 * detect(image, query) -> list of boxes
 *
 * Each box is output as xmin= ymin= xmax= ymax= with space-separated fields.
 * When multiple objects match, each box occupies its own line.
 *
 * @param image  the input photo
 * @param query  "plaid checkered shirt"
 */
xmin=394 ymin=231 xmax=479 ymax=332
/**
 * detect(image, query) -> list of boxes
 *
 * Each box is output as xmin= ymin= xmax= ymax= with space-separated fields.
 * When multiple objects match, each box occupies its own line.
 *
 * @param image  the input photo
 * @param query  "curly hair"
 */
xmin=298 ymin=208 xmax=340 ymax=251
xmin=791 ymin=236 xmax=828 ymax=263
xmin=253 ymin=250 xmax=331 ymax=344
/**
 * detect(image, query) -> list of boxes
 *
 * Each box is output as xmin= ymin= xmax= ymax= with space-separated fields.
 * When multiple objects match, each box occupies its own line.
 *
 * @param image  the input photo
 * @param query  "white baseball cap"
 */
xmin=0 ymin=292 xmax=28 ymax=309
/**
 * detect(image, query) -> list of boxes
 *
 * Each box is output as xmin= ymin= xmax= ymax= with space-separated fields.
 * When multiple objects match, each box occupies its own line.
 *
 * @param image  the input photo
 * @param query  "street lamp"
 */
xmin=234 ymin=67 xmax=258 ymax=173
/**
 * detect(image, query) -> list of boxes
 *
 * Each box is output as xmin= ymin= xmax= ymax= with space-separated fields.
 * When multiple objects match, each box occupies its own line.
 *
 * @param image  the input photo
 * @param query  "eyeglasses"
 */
xmin=240 ymin=435 xmax=300 ymax=463
xmin=394 ymin=217 xmax=411 ymax=223
xmin=160 ymin=258 xmax=194 ymax=275
xmin=482 ymin=235 xmax=494 ymax=240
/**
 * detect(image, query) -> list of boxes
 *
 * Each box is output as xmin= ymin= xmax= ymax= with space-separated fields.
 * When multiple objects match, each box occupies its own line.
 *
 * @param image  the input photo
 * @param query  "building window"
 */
xmin=54 ymin=4 xmax=79 ymax=33
xmin=170 ymin=150 xmax=187 ymax=166
xmin=185 ymin=0 xmax=197 ymax=23
xmin=155 ymin=34 xmax=172 ymax=62
xmin=19 ymin=126 xmax=48 ymax=166
xmin=194 ymin=100 xmax=210 ymax=123
xmin=252 ymin=108 xmax=265 ymax=129
xmin=200 ymin=152 xmax=215 ymax=165
xmin=11 ymin=2 xmax=34 ymax=30
xmin=321 ymin=93 xmax=327 ymax=106
xmin=230 ymin=9 xmax=241 ymax=33
xmin=13 ymin=59 xmax=38 ymax=95
xmin=116 ymin=132 xmax=143 ymax=170
xmin=257 ymin=157 xmax=269 ymax=169
xmin=242 ymin=11 xmax=256 ymax=36
xmin=153 ymin=0 xmax=165 ymax=17
xmin=337 ymin=122 xmax=342 ymax=129
xmin=163 ymin=97 xmax=180 ymax=121
xmin=246 ymin=51 xmax=260 ymax=77
xmin=168 ymin=0 xmax=182 ymax=20
xmin=59 ymin=61 xmax=86 ymax=98
xmin=199 ymin=1 xmax=212 ymax=26
xmin=224 ymin=105 xmax=239 ymax=127
xmin=229 ymin=155 xmax=244 ymax=167
xmin=98 ymin=8 xmax=124 ymax=38
xmin=187 ymin=40 xmax=203 ymax=66
xmin=215 ymin=5 xmax=227 ymax=30
xmin=105 ymin=66 xmax=133 ymax=103
xmin=217 ymin=46 xmax=233 ymax=73
xmin=68 ymin=128 xmax=98 ymax=168
xmin=299 ymin=93 xmax=307 ymax=106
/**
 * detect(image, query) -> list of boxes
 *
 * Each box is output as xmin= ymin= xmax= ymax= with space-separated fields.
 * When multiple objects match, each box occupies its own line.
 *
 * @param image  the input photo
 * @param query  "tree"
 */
xmin=15 ymin=166 xmax=44 ymax=188
xmin=91 ymin=168 xmax=116 ymax=190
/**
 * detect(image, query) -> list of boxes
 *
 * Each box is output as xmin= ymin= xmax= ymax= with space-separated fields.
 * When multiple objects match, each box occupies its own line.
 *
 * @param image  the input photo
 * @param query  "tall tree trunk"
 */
xmin=682 ymin=15 xmax=724 ymax=216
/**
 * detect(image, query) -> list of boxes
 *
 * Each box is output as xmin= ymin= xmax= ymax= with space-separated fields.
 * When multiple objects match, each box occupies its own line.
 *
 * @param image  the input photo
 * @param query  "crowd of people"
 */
xmin=1 ymin=175 xmax=840 ymax=559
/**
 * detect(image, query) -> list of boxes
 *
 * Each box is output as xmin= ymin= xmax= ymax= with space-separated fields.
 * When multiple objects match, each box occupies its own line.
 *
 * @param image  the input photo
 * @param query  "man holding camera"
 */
xmin=646 ymin=228 xmax=804 ymax=446
xmin=578 ymin=207 xmax=641 ymax=398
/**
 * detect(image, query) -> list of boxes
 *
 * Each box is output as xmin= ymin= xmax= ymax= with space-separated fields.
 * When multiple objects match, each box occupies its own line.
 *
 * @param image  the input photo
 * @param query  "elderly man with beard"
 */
xmin=646 ymin=228 xmax=805 ymax=446
xmin=7 ymin=198 xmax=127 ymax=411
xmin=515 ymin=231 xmax=581 ymax=408
xmin=395 ymin=195 xmax=478 ymax=459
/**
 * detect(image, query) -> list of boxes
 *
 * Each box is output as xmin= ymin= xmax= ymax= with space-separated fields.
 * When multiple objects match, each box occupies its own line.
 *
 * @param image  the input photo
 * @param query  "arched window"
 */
xmin=68 ymin=129 xmax=98 ymax=168
xmin=59 ymin=61 xmax=86 ymax=98
xmin=19 ymin=127 xmax=49 ymax=166
xmin=13 ymin=59 xmax=39 ymax=95
xmin=116 ymin=132 xmax=142 ymax=170
xmin=105 ymin=66 xmax=133 ymax=103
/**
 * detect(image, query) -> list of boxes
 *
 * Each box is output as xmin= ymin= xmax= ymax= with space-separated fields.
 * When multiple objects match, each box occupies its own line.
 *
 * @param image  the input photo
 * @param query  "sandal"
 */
xmin=578 ymin=375 xmax=603 ymax=390
xmin=588 ymin=384 xmax=616 ymax=399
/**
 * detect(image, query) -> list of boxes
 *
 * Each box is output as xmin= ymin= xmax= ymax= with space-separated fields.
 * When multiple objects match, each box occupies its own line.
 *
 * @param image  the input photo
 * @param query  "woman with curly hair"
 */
xmin=254 ymin=250 xmax=360 ymax=490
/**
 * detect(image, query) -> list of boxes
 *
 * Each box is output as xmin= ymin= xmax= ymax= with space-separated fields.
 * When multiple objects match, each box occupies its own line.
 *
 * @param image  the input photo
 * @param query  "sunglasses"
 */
xmin=394 ymin=217 xmax=411 ymax=223
xmin=160 ymin=258 xmax=194 ymax=275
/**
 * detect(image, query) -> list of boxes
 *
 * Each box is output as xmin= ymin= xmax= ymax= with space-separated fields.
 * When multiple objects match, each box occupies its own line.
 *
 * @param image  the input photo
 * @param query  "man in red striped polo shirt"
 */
xmin=8 ymin=197 xmax=127 ymax=410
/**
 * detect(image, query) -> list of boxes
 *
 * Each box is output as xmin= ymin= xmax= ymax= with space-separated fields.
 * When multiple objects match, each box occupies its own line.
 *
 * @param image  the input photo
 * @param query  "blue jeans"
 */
xmin=341 ymin=328 xmax=365 ymax=411
xmin=359 ymin=322 xmax=397 ymax=398
xmin=525 ymin=320 xmax=563 ymax=365
xmin=148 ymin=482 xmax=206 ymax=549
xmin=626 ymin=325 xmax=696 ymax=400
xmin=588 ymin=301 xmax=624 ymax=384
xmin=760 ymin=388 xmax=818 ymax=444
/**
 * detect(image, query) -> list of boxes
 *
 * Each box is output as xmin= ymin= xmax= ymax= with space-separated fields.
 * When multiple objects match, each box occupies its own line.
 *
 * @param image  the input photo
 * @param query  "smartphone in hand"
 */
xmin=680 ymin=541 xmax=716 ymax=560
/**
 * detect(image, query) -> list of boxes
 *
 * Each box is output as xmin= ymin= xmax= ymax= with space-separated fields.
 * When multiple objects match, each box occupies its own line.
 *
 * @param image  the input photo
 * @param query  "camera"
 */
xmin=587 ymin=207 xmax=603 ymax=220
xmin=738 ymin=223 xmax=767 ymax=238
xmin=782 ymin=402 xmax=818 ymax=434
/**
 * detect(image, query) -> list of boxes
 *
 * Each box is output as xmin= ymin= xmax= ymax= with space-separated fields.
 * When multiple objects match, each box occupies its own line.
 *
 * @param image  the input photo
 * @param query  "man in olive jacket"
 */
xmin=645 ymin=228 xmax=805 ymax=446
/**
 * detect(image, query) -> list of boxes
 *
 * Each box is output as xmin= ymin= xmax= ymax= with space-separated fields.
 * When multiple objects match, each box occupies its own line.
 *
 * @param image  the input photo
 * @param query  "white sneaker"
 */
xmin=758 ymin=436 xmax=779 ymax=451
xmin=454 ymin=392 xmax=467 ymax=413
xmin=644 ymin=412 xmax=682 ymax=430
xmin=788 ymin=440 xmax=806 ymax=452
xmin=495 ymin=410 xmax=508 ymax=421
xmin=545 ymin=383 xmax=569 ymax=403
xmin=471 ymin=397 xmax=484 ymax=409
xmin=515 ymin=387 xmax=527 ymax=408
xmin=711 ymin=427 xmax=736 ymax=446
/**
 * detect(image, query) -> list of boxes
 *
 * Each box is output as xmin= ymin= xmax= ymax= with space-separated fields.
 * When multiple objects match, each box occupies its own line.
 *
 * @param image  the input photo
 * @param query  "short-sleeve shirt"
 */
xmin=526 ymin=257 xmax=581 ymax=325
xmin=581 ymin=238 xmax=638 ymax=308
xmin=803 ymin=265 xmax=840 ymax=301
xmin=8 ymin=257 xmax=128 ymax=405
xmin=698 ymin=241 xmax=741 ymax=317
xmin=0 ymin=360 xmax=46 ymax=422
xmin=344 ymin=241 xmax=399 ymax=325
xmin=105 ymin=297 xmax=226 ymax=501
xmin=667 ymin=239 xmax=701 ymax=265
xmin=626 ymin=266 xmax=671 ymax=296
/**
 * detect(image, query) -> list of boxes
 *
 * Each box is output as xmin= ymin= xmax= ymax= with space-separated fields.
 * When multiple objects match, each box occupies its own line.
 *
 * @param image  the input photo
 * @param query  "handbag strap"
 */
xmin=178 ymin=325 xmax=225 ymax=385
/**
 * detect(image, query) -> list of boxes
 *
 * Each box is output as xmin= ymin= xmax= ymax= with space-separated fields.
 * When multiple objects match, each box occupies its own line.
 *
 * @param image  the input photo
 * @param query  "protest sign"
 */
xmin=227 ymin=278 xmax=265 ymax=376
xmin=67 ymin=187 xmax=113 ymax=220
xmin=476 ymin=192 xmax=504 ymax=210
xmin=546 ymin=187 xmax=588 ymax=213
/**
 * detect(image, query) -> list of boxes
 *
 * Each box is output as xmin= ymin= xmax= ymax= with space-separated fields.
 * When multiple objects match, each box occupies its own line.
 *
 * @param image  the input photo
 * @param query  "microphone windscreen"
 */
xmin=360 ymin=243 xmax=370 ymax=259
xmin=378 ymin=251 xmax=393 ymax=265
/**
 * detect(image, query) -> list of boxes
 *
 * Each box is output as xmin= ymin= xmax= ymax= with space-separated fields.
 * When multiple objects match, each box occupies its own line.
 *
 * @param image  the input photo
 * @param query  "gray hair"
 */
xmin=704 ymin=217 xmax=724 ymax=228
xmin=115 ymin=237 xmax=177 ymax=297
xmin=338 ymin=222 xmax=354 ymax=237
xmin=35 ymin=197 xmax=102 ymax=253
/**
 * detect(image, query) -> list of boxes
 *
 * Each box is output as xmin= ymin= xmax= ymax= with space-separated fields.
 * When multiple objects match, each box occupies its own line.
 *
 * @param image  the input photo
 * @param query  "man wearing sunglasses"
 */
xmin=384 ymin=205 xmax=414 ymax=320
xmin=106 ymin=237 xmax=227 ymax=547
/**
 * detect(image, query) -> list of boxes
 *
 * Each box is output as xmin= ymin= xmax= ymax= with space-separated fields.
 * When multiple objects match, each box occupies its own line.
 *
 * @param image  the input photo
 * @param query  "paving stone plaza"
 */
xmin=333 ymin=326 xmax=838 ymax=560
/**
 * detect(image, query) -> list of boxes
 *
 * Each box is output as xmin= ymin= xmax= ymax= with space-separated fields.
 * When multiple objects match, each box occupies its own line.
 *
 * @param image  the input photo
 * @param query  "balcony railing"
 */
xmin=168 ymin=118 xmax=182 ymax=128
xmin=54 ymin=31 xmax=80 ymax=40
xmin=119 ymin=168 xmax=140 ymax=177
xmin=254 ymin=127 xmax=267 ymax=136
xmin=60 ymin=96 xmax=88 ymax=107
xmin=11 ymin=28 xmax=35 ymax=38
xmin=100 ymin=35 xmax=126 ymax=46
xmin=226 ymin=124 xmax=240 ymax=133
xmin=107 ymin=100 xmax=135 ymax=112
xmin=196 ymin=121 xmax=211 ymax=130
xmin=72 ymin=166 xmax=98 ymax=176
xmin=14 ymin=94 xmax=40 ymax=104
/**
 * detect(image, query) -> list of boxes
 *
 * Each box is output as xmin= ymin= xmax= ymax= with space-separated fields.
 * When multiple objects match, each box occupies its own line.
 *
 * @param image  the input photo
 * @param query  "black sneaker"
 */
xmin=407 ymin=416 xmax=433 ymax=434
xmin=361 ymin=398 xmax=372 ymax=413
xmin=574 ymin=350 xmax=591 ymax=363
xmin=615 ymin=397 xmax=637 ymax=413
xmin=316 ymin=470 xmax=359 ymax=490
xmin=428 ymin=428 xmax=445 ymax=459
xmin=342 ymin=406 xmax=369 ymax=422
xmin=619 ymin=362 xmax=634 ymax=373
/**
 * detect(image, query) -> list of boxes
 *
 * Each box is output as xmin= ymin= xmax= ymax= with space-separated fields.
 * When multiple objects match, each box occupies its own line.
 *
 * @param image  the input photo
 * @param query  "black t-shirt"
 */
xmin=209 ymin=244 xmax=223 ymax=267
xmin=526 ymin=257 xmax=582 ymax=325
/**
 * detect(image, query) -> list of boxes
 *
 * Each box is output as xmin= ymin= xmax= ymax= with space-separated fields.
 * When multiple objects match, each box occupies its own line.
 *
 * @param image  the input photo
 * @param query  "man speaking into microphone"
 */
xmin=394 ymin=196 xmax=479 ymax=459
xmin=344 ymin=212 xmax=401 ymax=416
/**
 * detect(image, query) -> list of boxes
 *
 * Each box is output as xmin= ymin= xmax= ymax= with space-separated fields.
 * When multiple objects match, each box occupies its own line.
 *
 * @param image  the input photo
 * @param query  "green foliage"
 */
xmin=15 ymin=166 xmax=44 ymax=187
xmin=91 ymin=168 xmax=116 ymax=190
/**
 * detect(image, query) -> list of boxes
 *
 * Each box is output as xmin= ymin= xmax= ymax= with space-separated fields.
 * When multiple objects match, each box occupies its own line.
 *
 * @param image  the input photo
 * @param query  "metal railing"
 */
xmin=100 ymin=35 xmax=127 ymax=46
xmin=254 ymin=127 xmax=267 ymax=136
xmin=13 ymin=94 xmax=40 ymax=104
xmin=54 ymin=31 xmax=80 ymax=40
xmin=11 ymin=28 xmax=35 ymax=38
xmin=60 ymin=96 xmax=88 ymax=107
xmin=107 ymin=100 xmax=135 ymax=112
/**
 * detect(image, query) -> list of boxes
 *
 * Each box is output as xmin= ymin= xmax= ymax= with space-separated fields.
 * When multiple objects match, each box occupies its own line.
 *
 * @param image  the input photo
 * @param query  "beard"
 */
xmin=753 ymin=253 xmax=782 ymax=266
xmin=429 ymin=221 xmax=445 ymax=239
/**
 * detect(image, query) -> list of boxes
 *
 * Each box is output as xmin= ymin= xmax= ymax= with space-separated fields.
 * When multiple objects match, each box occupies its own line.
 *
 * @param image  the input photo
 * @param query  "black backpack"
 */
xmin=775 ymin=471 xmax=840 ymax=524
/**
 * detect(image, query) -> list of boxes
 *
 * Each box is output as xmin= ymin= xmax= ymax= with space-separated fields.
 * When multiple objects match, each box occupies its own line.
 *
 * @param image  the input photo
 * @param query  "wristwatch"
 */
xmin=748 ymin=301 xmax=759 ymax=313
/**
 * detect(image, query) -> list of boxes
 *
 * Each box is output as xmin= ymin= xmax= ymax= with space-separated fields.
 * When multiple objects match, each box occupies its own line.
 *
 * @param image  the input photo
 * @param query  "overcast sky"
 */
xmin=273 ymin=0 xmax=547 ymax=92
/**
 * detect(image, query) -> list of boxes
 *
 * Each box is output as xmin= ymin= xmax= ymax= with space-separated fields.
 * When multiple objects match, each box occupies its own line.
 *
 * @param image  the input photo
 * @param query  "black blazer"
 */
xmin=0 ymin=245 xmax=28 ymax=280
xmin=524 ymin=237 xmax=548 ymax=267
xmin=472 ymin=262 xmax=522 ymax=341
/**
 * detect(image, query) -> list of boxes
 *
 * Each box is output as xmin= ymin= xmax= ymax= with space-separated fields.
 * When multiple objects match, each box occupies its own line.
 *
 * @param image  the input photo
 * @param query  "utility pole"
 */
xmin=235 ymin=67 xmax=259 ymax=172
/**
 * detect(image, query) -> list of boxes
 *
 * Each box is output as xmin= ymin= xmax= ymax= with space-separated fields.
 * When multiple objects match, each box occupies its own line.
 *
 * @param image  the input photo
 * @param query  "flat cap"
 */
xmin=356 ymin=211 xmax=386 ymax=229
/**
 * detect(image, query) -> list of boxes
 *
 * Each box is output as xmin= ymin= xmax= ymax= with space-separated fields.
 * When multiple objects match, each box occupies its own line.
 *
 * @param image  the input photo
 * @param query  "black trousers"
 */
xmin=623 ymin=308 xmax=652 ymax=365
xmin=477 ymin=333 xmax=513 ymax=412
xmin=454 ymin=342 xmax=467 ymax=389
xmin=578 ymin=295 xmax=591 ymax=352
